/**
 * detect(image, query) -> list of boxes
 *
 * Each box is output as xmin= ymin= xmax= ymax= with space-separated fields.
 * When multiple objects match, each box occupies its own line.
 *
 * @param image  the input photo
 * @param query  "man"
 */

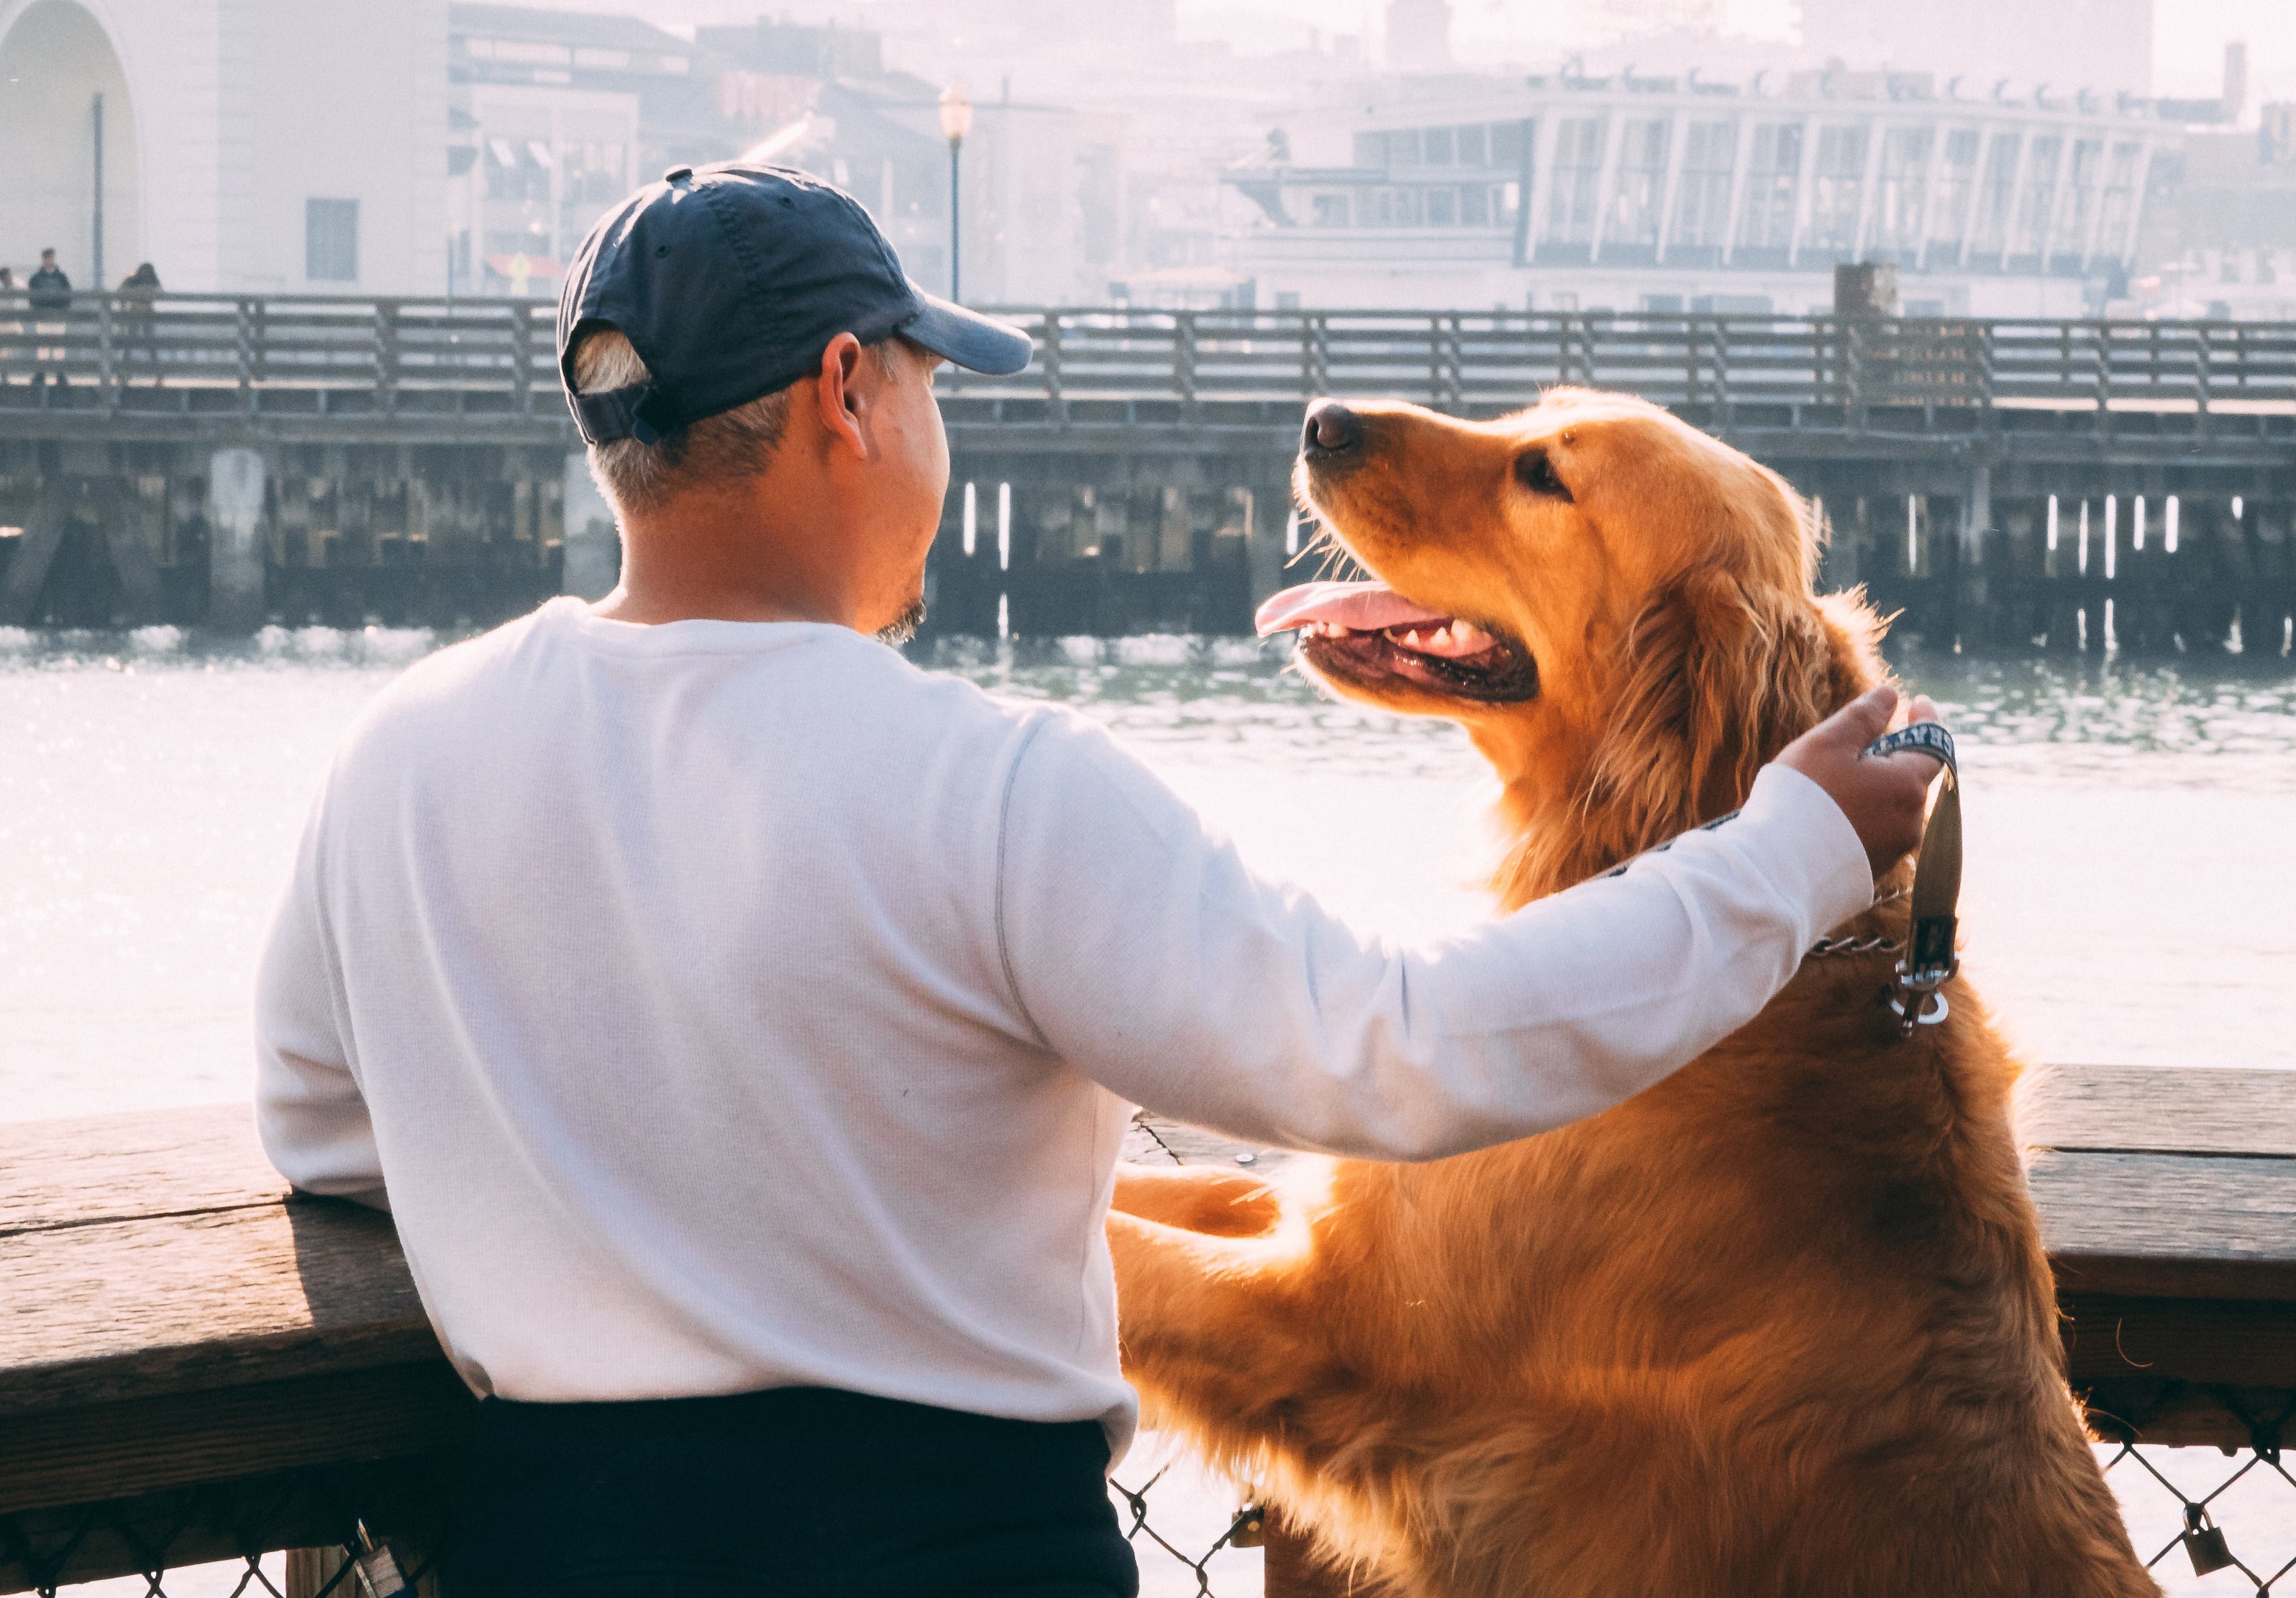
xmin=257 ymin=165 xmax=1944 ymax=1598
xmin=27 ymin=248 xmax=70 ymax=311
xmin=27 ymin=249 xmax=70 ymax=383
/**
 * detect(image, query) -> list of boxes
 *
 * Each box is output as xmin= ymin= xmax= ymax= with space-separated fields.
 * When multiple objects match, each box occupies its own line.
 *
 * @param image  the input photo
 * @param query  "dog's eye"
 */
xmin=1515 ymin=449 xmax=1573 ymax=502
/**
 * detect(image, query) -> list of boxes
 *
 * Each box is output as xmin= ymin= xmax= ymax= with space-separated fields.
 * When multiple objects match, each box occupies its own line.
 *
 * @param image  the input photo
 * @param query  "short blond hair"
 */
xmin=571 ymin=329 xmax=796 ymax=516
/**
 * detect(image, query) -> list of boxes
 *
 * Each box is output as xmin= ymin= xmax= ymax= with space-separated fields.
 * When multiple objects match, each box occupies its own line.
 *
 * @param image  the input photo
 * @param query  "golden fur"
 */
xmin=1105 ymin=391 xmax=2154 ymax=1597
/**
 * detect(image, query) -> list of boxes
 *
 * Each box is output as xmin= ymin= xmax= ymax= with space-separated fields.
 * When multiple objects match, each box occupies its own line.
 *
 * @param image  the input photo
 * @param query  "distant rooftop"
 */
xmin=448 ymin=4 xmax=691 ymax=59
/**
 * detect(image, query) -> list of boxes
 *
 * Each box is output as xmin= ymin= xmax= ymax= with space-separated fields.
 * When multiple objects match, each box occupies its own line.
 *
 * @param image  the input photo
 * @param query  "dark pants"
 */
xmin=447 ymin=1386 xmax=1139 ymax=1598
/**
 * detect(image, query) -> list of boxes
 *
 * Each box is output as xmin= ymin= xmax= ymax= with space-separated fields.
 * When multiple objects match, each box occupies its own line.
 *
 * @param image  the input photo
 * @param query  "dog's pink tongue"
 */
xmin=1254 ymin=581 xmax=1449 ymax=638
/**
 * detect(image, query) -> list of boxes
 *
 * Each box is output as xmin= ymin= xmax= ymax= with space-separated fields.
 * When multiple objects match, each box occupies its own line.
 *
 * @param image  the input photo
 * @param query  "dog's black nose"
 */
xmin=1303 ymin=401 xmax=1361 ymax=456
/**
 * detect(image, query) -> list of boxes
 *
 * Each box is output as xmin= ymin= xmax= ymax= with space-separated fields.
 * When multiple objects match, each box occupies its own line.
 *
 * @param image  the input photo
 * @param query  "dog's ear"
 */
xmin=1578 ymin=565 xmax=1836 ymax=868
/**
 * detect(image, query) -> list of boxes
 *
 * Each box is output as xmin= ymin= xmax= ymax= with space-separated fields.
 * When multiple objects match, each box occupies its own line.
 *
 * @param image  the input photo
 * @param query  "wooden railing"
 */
xmin=5 ymin=1068 xmax=2296 ymax=1593
xmin=7 ymin=292 xmax=2296 ymax=425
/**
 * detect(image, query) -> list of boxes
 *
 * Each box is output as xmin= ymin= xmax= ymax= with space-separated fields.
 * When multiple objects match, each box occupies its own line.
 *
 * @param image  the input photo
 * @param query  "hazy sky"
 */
xmin=1175 ymin=0 xmax=2296 ymax=100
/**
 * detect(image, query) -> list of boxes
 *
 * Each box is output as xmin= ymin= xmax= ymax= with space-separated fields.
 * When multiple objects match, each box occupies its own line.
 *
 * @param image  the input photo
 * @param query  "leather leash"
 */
xmin=1861 ymin=721 xmax=1960 ymax=1034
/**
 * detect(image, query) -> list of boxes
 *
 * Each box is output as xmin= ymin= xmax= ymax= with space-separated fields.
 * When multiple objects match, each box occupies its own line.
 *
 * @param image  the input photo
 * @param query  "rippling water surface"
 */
xmin=3 ymin=621 xmax=2292 ymax=1597
xmin=3 ymin=621 xmax=2292 ymax=1121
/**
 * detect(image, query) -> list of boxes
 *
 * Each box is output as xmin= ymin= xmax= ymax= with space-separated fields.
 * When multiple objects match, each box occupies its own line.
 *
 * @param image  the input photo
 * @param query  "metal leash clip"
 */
xmin=1864 ymin=721 xmax=1961 ymax=1037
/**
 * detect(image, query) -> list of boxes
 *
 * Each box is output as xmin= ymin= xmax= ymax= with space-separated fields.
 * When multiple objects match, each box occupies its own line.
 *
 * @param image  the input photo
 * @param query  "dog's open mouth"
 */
xmin=1256 ymin=581 xmax=1539 ymax=703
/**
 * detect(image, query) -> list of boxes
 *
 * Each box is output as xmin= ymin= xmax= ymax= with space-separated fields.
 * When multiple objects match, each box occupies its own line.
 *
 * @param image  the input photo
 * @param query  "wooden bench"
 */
xmin=5 ymin=1065 xmax=2294 ymax=1593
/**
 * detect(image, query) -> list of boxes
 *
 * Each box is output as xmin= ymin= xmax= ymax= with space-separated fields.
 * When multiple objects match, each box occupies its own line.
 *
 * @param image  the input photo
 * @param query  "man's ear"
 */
xmin=814 ymin=332 xmax=869 ymax=457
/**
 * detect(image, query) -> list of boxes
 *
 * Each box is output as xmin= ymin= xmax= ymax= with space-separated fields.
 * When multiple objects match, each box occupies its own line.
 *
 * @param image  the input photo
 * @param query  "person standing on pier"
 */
xmin=254 ymin=165 xmax=1948 ymax=1598
xmin=27 ymin=249 xmax=70 ymax=386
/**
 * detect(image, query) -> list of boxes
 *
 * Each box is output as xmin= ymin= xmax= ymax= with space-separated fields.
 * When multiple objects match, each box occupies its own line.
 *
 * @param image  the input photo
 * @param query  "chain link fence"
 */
xmin=5 ymin=1427 xmax=2290 ymax=1597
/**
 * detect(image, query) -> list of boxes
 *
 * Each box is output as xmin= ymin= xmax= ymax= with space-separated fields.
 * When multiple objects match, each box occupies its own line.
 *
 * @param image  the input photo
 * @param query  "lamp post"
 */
xmin=939 ymin=84 xmax=972 ymax=303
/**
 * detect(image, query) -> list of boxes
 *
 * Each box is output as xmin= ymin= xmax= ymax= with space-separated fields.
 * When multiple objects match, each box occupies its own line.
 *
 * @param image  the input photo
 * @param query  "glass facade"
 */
xmin=1736 ymin=122 xmax=1803 ymax=253
xmin=1970 ymin=133 xmax=2021 ymax=256
xmin=1928 ymin=129 xmax=1980 ymax=252
xmin=1670 ymin=120 xmax=1736 ymax=250
xmin=1805 ymin=124 xmax=1869 ymax=256
xmin=1548 ymin=117 xmax=1606 ymax=247
xmin=1873 ymin=127 xmax=1932 ymax=257
xmin=1605 ymin=118 xmax=1669 ymax=252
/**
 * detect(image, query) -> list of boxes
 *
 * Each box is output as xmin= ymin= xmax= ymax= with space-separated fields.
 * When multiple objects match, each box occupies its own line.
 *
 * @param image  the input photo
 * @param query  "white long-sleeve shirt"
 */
xmin=255 ymin=598 xmax=1872 ymax=1451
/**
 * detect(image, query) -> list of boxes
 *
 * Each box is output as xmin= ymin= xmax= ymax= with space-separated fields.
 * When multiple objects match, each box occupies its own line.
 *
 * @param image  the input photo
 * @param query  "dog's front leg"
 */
xmin=1108 ymin=1209 xmax=1359 ymax=1471
xmin=1111 ymin=1162 xmax=1283 ymax=1236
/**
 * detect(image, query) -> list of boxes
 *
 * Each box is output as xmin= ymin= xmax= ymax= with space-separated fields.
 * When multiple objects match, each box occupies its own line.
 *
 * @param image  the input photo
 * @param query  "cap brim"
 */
xmin=901 ymin=290 xmax=1034 ymax=376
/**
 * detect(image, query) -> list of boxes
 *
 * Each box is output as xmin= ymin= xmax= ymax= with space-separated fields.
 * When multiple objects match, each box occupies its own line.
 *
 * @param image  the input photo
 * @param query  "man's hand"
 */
xmin=1777 ymin=685 xmax=1947 ymax=882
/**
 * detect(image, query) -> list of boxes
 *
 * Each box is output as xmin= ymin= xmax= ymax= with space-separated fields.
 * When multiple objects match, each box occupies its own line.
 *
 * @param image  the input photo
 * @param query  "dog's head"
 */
xmin=1264 ymin=388 xmax=1885 ymax=906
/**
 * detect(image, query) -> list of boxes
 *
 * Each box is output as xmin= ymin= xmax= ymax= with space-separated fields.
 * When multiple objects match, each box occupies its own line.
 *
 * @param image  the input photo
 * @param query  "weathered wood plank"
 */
xmin=2032 ymin=1149 xmax=2296 ymax=1301
xmin=2061 ymin=1293 xmax=2296 ymax=1389
xmin=0 ymin=1104 xmax=283 ymax=1235
xmin=2021 ymin=1065 xmax=2296 ymax=1158
xmin=0 ymin=1198 xmax=438 ymax=1417
xmin=0 ymin=1364 xmax=473 ymax=1515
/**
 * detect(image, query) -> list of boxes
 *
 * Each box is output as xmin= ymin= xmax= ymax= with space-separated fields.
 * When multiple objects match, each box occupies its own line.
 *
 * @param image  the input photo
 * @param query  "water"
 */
xmin=4 ymin=622 xmax=2294 ymax=1597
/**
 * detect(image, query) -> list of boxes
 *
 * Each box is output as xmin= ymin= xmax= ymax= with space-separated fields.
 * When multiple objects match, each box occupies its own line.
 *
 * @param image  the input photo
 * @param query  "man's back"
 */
xmin=259 ymin=600 xmax=1134 ymax=1428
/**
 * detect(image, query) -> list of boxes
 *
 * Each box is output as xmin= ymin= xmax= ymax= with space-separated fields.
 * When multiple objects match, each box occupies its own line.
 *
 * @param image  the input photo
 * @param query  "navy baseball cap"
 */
xmin=557 ymin=163 xmax=1034 ymax=446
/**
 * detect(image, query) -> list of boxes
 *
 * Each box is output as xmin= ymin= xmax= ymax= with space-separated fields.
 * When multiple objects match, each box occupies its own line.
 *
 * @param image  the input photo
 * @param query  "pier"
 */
xmin=4 ymin=1068 xmax=2295 ymax=1594
xmin=1 ymin=291 xmax=2292 ymax=648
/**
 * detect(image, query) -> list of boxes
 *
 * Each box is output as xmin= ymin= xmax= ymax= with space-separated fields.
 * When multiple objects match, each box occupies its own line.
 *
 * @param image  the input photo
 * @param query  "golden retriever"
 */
xmin=1104 ymin=390 xmax=2154 ymax=1597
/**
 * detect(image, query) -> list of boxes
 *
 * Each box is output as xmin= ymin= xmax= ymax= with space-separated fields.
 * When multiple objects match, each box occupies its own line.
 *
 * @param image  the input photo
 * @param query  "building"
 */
xmin=447 ymin=5 xmax=728 ymax=298
xmin=1223 ymin=64 xmax=2177 ymax=316
xmin=0 ymin=0 xmax=447 ymax=294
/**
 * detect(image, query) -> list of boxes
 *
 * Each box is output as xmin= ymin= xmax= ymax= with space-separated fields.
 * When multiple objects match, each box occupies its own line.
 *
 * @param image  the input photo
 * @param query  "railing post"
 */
xmin=234 ymin=298 xmax=256 ymax=414
xmin=376 ymin=301 xmax=399 ymax=416
xmin=2094 ymin=321 xmax=2111 ymax=415
xmin=96 ymin=293 xmax=117 ymax=412
xmin=1175 ymin=311 xmax=1197 ymax=416
xmin=1043 ymin=311 xmax=1065 ymax=424
xmin=2195 ymin=321 xmax=2213 ymax=421
xmin=514 ymin=303 xmax=534 ymax=416
xmin=1304 ymin=313 xmax=1329 ymax=397
xmin=1844 ymin=316 xmax=1864 ymax=418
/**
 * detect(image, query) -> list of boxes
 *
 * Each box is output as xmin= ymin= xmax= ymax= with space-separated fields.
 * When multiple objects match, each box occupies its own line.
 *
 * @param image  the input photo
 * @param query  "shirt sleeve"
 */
xmin=993 ymin=713 xmax=1873 ymax=1161
xmin=254 ymin=794 xmax=391 ymax=1210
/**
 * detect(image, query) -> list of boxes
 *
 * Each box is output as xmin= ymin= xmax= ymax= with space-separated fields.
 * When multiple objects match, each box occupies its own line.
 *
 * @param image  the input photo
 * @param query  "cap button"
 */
xmin=663 ymin=165 xmax=693 ymax=184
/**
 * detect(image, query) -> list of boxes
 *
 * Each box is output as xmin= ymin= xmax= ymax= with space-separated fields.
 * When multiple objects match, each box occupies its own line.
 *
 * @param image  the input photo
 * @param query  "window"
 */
xmin=2059 ymin=140 xmax=2104 ymax=253
xmin=2014 ymin=136 xmax=2062 ymax=257
xmin=1671 ymin=120 xmax=1736 ymax=249
xmin=1490 ymin=120 xmax=1526 ymax=168
xmin=1736 ymin=122 xmax=1803 ymax=251
xmin=1873 ymin=127 xmax=1931 ymax=255
xmin=1969 ymin=133 xmax=2019 ymax=255
xmin=2096 ymin=142 xmax=2141 ymax=255
xmin=1548 ymin=118 xmax=1606 ymax=245
xmin=1423 ymin=126 xmax=1455 ymax=165
xmin=1459 ymin=183 xmax=1490 ymax=226
xmin=1311 ymin=192 xmax=1352 ymax=227
xmin=1928 ymin=129 xmax=1980 ymax=249
xmin=1455 ymin=124 xmax=1488 ymax=166
xmin=1805 ymin=124 xmax=1868 ymax=255
xmin=306 ymin=198 xmax=359 ymax=282
xmin=1389 ymin=128 xmax=1423 ymax=166
xmin=1426 ymin=186 xmax=1456 ymax=225
xmin=1606 ymin=119 xmax=1668 ymax=249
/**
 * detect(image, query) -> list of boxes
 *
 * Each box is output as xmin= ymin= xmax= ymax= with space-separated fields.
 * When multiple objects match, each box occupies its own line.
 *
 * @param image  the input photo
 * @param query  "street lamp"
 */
xmin=939 ymin=84 xmax=973 ymax=303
